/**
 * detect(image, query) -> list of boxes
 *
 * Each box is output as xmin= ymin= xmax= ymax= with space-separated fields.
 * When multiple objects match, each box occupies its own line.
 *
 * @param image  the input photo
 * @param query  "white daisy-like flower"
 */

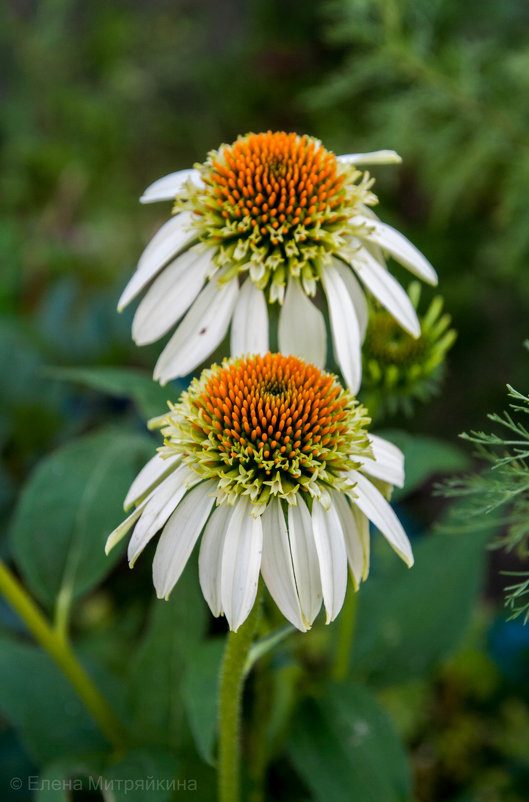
xmin=119 ymin=131 xmax=437 ymax=392
xmin=106 ymin=352 xmax=412 ymax=632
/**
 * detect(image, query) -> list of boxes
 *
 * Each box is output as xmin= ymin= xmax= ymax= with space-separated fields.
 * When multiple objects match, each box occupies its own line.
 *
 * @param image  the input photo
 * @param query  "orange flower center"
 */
xmin=195 ymin=353 xmax=349 ymax=467
xmin=208 ymin=131 xmax=346 ymax=243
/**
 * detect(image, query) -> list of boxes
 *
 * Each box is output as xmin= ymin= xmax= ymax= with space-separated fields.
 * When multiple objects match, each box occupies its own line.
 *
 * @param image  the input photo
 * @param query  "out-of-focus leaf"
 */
xmin=36 ymin=748 xmax=178 ymax=802
xmin=352 ymin=521 xmax=493 ymax=684
xmin=104 ymin=747 xmax=179 ymax=802
xmin=381 ymin=430 xmax=470 ymax=499
xmin=45 ymin=365 xmax=180 ymax=420
xmin=127 ymin=564 xmax=208 ymax=750
xmin=9 ymin=428 xmax=153 ymax=610
xmin=288 ymin=680 xmax=412 ymax=802
xmin=0 ymin=638 xmax=106 ymax=764
xmin=182 ymin=639 xmax=224 ymax=766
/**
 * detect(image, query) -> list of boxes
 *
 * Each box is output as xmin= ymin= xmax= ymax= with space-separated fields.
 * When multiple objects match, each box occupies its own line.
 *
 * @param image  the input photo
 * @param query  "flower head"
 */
xmin=362 ymin=282 xmax=457 ymax=417
xmin=106 ymin=353 xmax=412 ymax=631
xmin=119 ymin=131 xmax=438 ymax=391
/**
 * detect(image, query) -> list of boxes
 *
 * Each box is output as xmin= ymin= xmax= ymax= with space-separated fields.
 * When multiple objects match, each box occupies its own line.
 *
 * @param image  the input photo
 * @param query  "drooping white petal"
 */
xmin=118 ymin=212 xmax=196 ymax=311
xmin=349 ymin=470 xmax=413 ymax=567
xmin=260 ymin=499 xmax=306 ymax=631
xmin=128 ymin=464 xmax=200 ymax=567
xmin=198 ymin=503 xmax=234 ymax=617
xmin=337 ymin=150 xmax=402 ymax=166
xmin=321 ymin=261 xmax=362 ymax=393
xmin=329 ymin=490 xmax=364 ymax=589
xmin=230 ymin=279 xmax=269 ymax=357
xmin=140 ymin=169 xmax=202 ymax=204
xmin=351 ymin=216 xmax=438 ymax=285
xmin=330 ymin=258 xmax=368 ymax=340
xmin=347 ymin=243 xmax=421 ymax=337
xmin=132 ymin=248 xmax=213 ymax=345
xmin=311 ymin=499 xmax=348 ymax=624
xmin=124 ymin=453 xmax=180 ymax=511
xmin=288 ymin=497 xmax=322 ymax=625
xmin=278 ymin=276 xmax=326 ymax=367
xmin=153 ymin=274 xmax=239 ymax=384
xmin=105 ymin=505 xmax=145 ymax=554
xmin=352 ymin=505 xmax=370 ymax=581
xmin=356 ymin=434 xmax=405 ymax=488
xmin=152 ymin=480 xmax=216 ymax=599
xmin=221 ymin=498 xmax=263 ymax=632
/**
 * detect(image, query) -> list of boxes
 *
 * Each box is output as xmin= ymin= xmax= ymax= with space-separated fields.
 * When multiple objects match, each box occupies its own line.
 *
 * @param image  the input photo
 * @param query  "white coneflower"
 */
xmin=118 ymin=131 xmax=437 ymax=392
xmin=106 ymin=353 xmax=412 ymax=632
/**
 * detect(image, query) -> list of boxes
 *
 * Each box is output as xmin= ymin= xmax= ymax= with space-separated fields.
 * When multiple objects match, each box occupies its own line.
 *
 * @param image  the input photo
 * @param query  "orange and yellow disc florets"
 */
xmin=153 ymin=353 xmax=373 ymax=509
xmin=174 ymin=131 xmax=378 ymax=303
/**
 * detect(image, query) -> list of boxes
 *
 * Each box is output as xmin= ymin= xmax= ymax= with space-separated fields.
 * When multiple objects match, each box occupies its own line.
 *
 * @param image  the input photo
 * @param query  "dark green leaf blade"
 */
xmin=9 ymin=428 xmax=153 ymax=609
xmin=182 ymin=639 xmax=224 ymax=766
xmin=0 ymin=638 xmax=106 ymax=765
xmin=352 ymin=522 xmax=493 ymax=684
xmin=45 ymin=365 xmax=180 ymax=420
xmin=288 ymin=680 xmax=412 ymax=802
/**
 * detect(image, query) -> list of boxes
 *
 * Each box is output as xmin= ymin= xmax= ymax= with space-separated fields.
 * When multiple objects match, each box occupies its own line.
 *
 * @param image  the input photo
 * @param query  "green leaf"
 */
xmin=182 ymin=639 xmax=224 ymax=766
xmin=36 ymin=748 xmax=178 ymax=802
xmin=288 ymin=680 xmax=412 ymax=802
xmin=352 ymin=522 xmax=493 ymax=684
xmin=45 ymin=365 xmax=181 ymax=420
xmin=9 ymin=427 xmax=153 ymax=611
xmin=0 ymin=637 xmax=106 ymax=764
xmin=127 ymin=564 xmax=208 ymax=750
xmin=380 ymin=430 xmax=470 ymax=499
xmin=104 ymin=747 xmax=179 ymax=802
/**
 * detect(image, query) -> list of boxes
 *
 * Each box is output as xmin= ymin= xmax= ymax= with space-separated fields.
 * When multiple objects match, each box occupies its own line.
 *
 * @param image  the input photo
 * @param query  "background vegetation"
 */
xmin=2 ymin=1 xmax=529 ymax=799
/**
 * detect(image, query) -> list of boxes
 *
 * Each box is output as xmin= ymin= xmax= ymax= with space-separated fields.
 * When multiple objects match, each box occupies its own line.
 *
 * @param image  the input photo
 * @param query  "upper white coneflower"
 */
xmin=119 ymin=131 xmax=438 ymax=392
xmin=106 ymin=352 xmax=412 ymax=632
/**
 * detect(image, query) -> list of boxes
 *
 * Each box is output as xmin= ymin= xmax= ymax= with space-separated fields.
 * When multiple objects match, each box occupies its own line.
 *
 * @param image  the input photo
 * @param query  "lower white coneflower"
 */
xmin=106 ymin=353 xmax=412 ymax=631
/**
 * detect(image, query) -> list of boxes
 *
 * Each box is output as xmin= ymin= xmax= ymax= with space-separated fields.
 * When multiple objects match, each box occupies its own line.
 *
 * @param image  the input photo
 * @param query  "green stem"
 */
xmin=0 ymin=559 xmax=127 ymax=750
xmin=218 ymin=588 xmax=263 ymax=802
xmin=332 ymin=588 xmax=358 ymax=681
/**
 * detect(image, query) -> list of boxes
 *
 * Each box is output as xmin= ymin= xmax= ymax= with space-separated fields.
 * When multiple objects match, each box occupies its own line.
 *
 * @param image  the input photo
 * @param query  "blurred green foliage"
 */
xmin=2 ymin=0 xmax=529 ymax=800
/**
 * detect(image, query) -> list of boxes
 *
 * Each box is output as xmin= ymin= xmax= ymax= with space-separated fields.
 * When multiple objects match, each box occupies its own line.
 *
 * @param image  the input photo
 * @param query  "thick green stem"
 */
xmin=0 ymin=559 xmax=127 ymax=750
xmin=332 ymin=588 xmax=358 ymax=681
xmin=218 ymin=589 xmax=263 ymax=802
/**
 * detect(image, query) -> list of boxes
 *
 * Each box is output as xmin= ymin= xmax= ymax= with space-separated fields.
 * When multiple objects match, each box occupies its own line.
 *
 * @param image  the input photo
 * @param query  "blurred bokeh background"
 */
xmin=2 ymin=1 xmax=529 ymax=800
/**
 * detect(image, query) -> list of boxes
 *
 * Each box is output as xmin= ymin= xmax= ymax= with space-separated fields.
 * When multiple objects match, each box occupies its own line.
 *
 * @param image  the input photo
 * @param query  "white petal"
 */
xmin=329 ymin=490 xmax=364 ymax=589
xmin=132 ymin=248 xmax=213 ymax=345
xmin=349 ymin=470 xmax=413 ymax=567
xmin=352 ymin=216 xmax=438 ymax=285
xmin=153 ymin=274 xmax=239 ymax=384
xmin=221 ymin=498 xmax=263 ymax=632
xmin=311 ymin=499 xmax=348 ymax=624
xmin=278 ymin=276 xmax=326 ymax=367
xmin=260 ymin=499 xmax=306 ymax=631
xmin=124 ymin=453 xmax=180 ymax=510
xmin=288 ymin=497 xmax=322 ymax=625
xmin=128 ymin=464 xmax=200 ymax=567
xmin=153 ymin=480 xmax=216 ymax=599
xmin=118 ymin=212 xmax=196 ymax=311
xmin=321 ymin=261 xmax=362 ymax=393
xmin=105 ymin=505 xmax=145 ymax=554
xmin=230 ymin=279 xmax=269 ymax=357
xmin=140 ymin=169 xmax=202 ymax=204
xmin=347 ymin=243 xmax=421 ymax=337
xmin=198 ymin=503 xmax=234 ymax=617
xmin=353 ymin=506 xmax=370 ymax=581
xmin=337 ymin=150 xmax=402 ymax=166
xmin=330 ymin=258 xmax=368 ymax=340
xmin=356 ymin=433 xmax=405 ymax=488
